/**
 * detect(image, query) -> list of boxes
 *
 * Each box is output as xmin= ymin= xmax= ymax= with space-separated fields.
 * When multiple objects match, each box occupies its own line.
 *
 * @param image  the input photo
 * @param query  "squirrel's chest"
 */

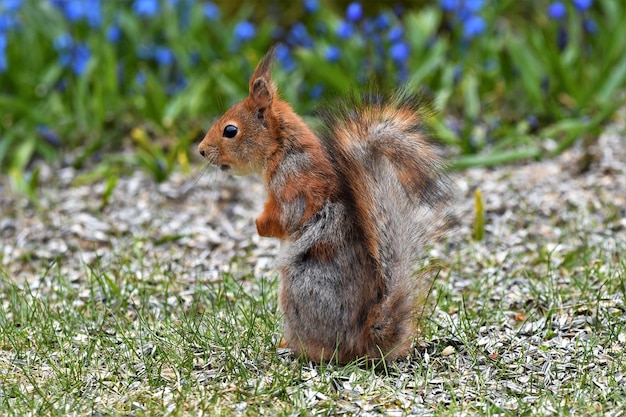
xmin=266 ymin=151 xmax=340 ymax=238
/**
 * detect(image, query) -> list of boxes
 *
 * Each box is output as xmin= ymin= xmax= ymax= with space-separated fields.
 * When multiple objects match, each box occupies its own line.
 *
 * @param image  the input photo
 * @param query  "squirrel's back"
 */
xmin=278 ymin=89 xmax=455 ymax=363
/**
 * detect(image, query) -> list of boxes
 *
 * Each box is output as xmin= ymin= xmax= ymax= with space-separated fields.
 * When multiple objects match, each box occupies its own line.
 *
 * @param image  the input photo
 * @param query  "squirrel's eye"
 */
xmin=223 ymin=125 xmax=238 ymax=139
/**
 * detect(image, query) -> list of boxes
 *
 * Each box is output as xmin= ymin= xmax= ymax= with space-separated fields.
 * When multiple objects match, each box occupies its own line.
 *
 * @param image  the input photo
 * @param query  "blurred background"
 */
xmin=1 ymin=0 xmax=625 ymax=196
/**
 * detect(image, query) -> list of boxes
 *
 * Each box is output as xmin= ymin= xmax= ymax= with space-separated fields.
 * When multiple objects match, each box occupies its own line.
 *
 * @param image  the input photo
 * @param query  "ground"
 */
xmin=0 ymin=125 xmax=624 ymax=415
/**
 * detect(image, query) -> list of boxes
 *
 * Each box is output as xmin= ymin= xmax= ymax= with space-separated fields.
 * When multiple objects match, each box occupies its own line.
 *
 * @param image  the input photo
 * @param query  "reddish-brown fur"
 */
xmin=306 ymin=242 xmax=335 ymax=263
xmin=199 ymin=57 xmax=339 ymax=239
xmin=198 ymin=47 xmax=454 ymax=365
xmin=256 ymin=194 xmax=287 ymax=239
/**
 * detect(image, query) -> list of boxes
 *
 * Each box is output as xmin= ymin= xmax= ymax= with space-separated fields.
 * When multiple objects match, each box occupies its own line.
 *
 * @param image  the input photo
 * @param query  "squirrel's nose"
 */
xmin=198 ymin=142 xmax=206 ymax=158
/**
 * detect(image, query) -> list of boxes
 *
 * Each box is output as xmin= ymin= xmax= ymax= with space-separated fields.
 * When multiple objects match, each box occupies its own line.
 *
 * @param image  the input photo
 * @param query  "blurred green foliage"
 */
xmin=1 ymin=0 xmax=625 ymax=196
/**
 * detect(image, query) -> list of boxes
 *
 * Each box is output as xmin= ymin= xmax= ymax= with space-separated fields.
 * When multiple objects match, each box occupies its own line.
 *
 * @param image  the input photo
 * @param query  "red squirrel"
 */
xmin=198 ymin=47 xmax=456 ymax=364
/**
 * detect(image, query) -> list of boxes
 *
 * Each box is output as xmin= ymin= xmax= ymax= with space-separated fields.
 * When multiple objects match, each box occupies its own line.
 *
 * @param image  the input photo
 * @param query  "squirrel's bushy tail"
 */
xmin=317 ymin=89 xmax=456 ymax=358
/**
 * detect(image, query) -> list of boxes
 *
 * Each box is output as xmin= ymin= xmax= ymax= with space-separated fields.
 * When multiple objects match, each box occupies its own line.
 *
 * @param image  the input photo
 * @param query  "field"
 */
xmin=1 ymin=1 xmax=626 ymax=415
xmin=2 ymin=129 xmax=625 ymax=415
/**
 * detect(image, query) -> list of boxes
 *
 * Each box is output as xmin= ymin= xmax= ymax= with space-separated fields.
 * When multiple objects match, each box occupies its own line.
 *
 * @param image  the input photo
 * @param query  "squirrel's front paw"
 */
xmin=256 ymin=213 xmax=287 ymax=239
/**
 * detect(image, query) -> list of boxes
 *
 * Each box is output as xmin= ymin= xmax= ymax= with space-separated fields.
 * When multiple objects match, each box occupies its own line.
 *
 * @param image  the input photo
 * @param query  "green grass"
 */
xmin=1 ymin=231 xmax=624 ymax=415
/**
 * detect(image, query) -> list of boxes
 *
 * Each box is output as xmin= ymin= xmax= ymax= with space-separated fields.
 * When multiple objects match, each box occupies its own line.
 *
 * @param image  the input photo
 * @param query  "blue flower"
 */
xmin=547 ymin=2 xmax=566 ymax=19
xmin=106 ymin=25 xmax=121 ymax=43
xmin=0 ymin=33 xmax=7 ymax=73
xmin=310 ymin=84 xmax=324 ymax=99
xmin=462 ymin=15 xmax=486 ymax=39
xmin=387 ymin=26 xmax=403 ymax=43
xmin=573 ymin=0 xmax=593 ymax=11
xmin=375 ymin=13 xmax=390 ymax=30
xmin=37 ymin=126 xmax=61 ymax=147
xmin=233 ymin=21 xmax=256 ymax=42
xmin=325 ymin=45 xmax=341 ymax=62
xmin=345 ymin=2 xmax=363 ymax=22
xmin=390 ymin=42 xmax=410 ymax=64
xmin=303 ymin=0 xmax=319 ymax=14
xmin=361 ymin=18 xmax=376 ymax=36
xmin=275 ymin=44 xmax=295 ymax=71
xmin=440 ymin=0 xmax=459 ymax=12
xmin=70 ymin=44 xmax=90 ymax=75
xmin=440 ymin=0 xmax=487 ymax=40
xmin=440 ymin=0 xmax=482 ymax=15
xmin=583 ymin=18 xmax=597 ymax=34
xmin=464 ymin=0 xmax=484 ymax=13
xmin=133 ymin=0 xmax=159 ymax=17
xmin=203 ymin=2 xmax=220 ymax=20
xmin=0 ymin=13 xmax=17 ymax=32
xmin=49 ymin=0 xmax=101 ymax=27
xmin=166 ymin=73 xmax=187 ymax=96
xmin=336 ymin=21 xmax=354 ymax=39
xmin=53 ymin=33 xmax=73 ymax=51
xmin=54 ymin=33 xmax=91 ymax=76
xmin=84 ymin=0 xmax=102 ymax=27
xmin=289 ymin=23 xmax=313 ymax=48
xmin=62 ymin=0 xmax=87 ymax=22
xmin=1 ymin=0 xmax=22 ymax=13
xmin=154 ymin=46 xmax=175 ymax=66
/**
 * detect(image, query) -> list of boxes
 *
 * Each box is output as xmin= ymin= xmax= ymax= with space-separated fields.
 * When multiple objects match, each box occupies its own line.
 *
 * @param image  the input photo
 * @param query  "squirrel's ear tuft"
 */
xmin=249 ymin=46 xmax=279 ymax=112
xmin=249 ymin=46 xmax=277 ymax=90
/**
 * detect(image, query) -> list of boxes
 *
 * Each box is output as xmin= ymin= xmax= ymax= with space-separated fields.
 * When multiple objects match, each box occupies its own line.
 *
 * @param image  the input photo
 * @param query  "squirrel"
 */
xmin=198 ymin=46 xmax=456 ymax=364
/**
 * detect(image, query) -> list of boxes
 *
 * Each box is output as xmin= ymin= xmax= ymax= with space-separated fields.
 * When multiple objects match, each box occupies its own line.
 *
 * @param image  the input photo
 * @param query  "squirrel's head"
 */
xmin=198 ymin=47 xmax=281 ymax=176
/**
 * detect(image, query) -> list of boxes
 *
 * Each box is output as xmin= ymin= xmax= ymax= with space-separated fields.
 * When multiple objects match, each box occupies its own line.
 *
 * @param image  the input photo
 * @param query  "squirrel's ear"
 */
xmin=251 ymin=77 xmax=272 ymax=112
xmin=249 ymin=46 xmax=277 ymax=112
